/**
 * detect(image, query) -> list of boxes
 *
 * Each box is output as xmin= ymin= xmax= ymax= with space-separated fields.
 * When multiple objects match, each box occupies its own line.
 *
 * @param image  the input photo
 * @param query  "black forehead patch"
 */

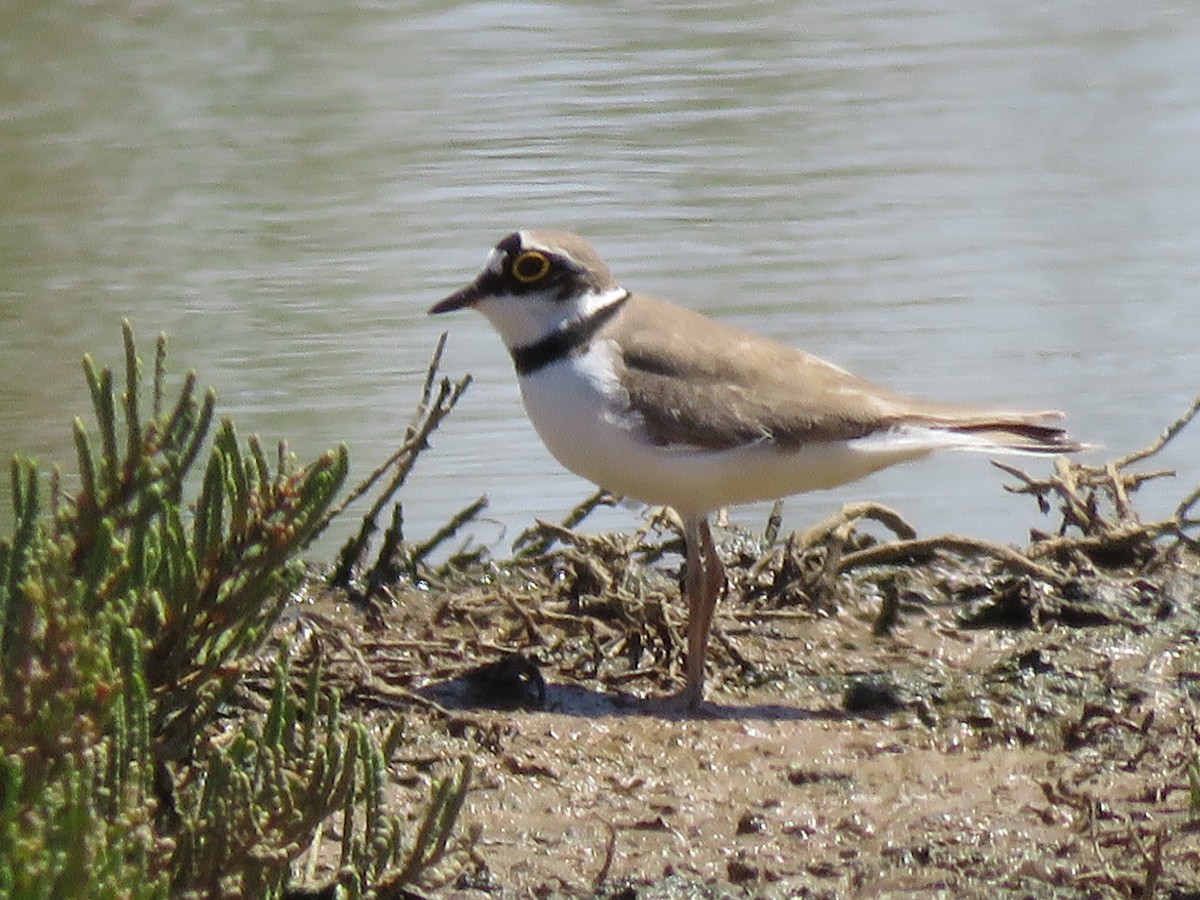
xmin=495 ymin=232 xmax=524 ymax=259
xmin=484 ymin=232 xmax=594 ymax=301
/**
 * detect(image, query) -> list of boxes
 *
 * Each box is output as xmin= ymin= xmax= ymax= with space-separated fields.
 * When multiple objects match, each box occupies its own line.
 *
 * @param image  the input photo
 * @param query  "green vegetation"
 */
xmin=0 ymin=323 xmax=467 ymax=898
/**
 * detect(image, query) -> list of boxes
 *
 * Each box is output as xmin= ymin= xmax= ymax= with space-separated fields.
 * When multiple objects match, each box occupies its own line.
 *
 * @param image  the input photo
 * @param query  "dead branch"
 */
xmin=512 ymin=489 xmax=617 ymax=557
xmin=327 ymin=334 xmax=473 ymax=586
xmin=799 ymin=502 xmax=918 ymax=546
xmin=1116 ymin=395 xmax=1200 ymax=469
xmin=994 ymin=396 xmax=1200 ymax=564
xmin=836 ymin=534 xmax=1066 ymax=584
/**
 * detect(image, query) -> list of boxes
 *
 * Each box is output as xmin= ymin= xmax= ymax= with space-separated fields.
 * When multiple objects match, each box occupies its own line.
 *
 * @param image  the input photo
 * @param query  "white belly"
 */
xmin=517 ymin=346 xmax=935 ymax=518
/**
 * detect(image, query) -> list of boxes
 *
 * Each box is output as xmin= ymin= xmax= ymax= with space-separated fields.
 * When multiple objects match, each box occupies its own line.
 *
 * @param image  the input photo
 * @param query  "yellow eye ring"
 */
xmin=512 ymin=251 xmax=551 ymax=284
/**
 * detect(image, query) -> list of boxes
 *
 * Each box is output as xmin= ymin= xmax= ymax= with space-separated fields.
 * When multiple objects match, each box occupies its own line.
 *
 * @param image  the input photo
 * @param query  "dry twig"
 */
xmin=995 ymin=396 xmax=1200 ymax=563
xmin=836 ymin=534 xmax=1066 ymax=584
xmin=326 ymin=334 xmax=473 ymax=587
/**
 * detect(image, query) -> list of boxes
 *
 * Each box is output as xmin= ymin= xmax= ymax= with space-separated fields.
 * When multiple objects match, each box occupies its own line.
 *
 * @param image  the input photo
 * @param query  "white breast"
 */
xmin=518 ymin=340 xmax=647 ymax=495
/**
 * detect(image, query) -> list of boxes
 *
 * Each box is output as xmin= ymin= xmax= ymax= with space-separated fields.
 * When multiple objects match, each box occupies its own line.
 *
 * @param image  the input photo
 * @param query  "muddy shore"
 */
xmin=257 ymin=438 xmax=1200 ymax=898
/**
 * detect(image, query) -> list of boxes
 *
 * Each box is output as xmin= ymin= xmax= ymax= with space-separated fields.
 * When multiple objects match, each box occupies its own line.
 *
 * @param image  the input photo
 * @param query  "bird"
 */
xmin=429 ymin=230 xmax=1084 ymax=712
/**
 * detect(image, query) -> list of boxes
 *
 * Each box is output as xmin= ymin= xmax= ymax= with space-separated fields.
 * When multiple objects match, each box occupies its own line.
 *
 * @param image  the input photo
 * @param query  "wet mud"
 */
xmin=264 ymin=500 xmax=1200 ymax=897
xmin=252 ymin=407 xmax=1200 ymax=897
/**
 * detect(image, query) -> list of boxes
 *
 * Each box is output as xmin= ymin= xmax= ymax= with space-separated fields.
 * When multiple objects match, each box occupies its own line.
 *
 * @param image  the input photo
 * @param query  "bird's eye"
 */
xmin=511 ymin=251 xmax=551 ymax=284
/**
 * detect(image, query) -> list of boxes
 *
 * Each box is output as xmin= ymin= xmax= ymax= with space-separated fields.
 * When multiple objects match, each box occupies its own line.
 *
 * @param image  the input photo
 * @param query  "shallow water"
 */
xmin=2 ymin=1 xmax=1198 ymax=556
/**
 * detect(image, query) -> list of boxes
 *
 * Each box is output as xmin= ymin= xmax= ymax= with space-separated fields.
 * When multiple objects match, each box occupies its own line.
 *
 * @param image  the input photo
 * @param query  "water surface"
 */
xmin=2 ymin=1 xmax=1198 ymax=556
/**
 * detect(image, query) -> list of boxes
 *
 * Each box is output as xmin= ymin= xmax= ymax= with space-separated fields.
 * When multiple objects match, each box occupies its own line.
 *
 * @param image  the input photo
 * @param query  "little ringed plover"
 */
xmin=430 ymin=230 xmax=1084 ymax=711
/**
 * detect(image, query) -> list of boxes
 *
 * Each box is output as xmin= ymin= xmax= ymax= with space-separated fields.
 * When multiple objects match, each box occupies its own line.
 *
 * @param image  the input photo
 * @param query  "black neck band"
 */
xmin=510 ymin=291 xmax=631 ymax=376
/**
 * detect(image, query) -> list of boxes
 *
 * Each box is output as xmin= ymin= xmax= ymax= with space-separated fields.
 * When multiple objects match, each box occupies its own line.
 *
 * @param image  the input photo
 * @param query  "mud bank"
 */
xmin=263 ymin=431 xmax=1200 ymax=897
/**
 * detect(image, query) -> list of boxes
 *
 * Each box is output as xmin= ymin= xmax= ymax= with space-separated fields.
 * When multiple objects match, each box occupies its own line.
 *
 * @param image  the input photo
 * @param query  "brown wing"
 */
xmin=613 ymin=294 xmax=1078 ymax=452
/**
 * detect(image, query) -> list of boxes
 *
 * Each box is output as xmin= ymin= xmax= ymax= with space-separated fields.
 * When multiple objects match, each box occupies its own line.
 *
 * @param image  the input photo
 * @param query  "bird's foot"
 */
xmin=637 ymin=683 xmax=715 ymax=718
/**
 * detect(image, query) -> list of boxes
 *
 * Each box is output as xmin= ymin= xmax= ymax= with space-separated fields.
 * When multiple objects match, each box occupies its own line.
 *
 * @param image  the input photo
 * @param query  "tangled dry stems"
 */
xmin=277 ymin=395 xmax=1200 ymax=897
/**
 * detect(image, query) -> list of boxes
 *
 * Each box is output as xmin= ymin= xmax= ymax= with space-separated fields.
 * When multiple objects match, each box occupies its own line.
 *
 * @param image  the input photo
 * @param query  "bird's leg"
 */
xmin=680 ymin=513 xmax=725 ymax=712
xmin=699 ymin=516 xmax=726 ymax=641
xmin=680 ymin=514 xmax=705 ymax=709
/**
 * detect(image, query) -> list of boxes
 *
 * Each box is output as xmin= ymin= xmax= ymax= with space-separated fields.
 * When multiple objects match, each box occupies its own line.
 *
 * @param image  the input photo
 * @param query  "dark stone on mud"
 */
xmin=1017 ymin=648 xmax=1053 ymax=673
xmin=843 ymin=676 xmax=906 ymax=715
xmin=787 ymin=768 xmax=852 ymax=787
xmin=598 ymin=873 xmax=740 ymax=899
xmin=725 ymin=854 xmax=760 ymax=883
xmin=736 ymin=810 xmax=768 ymax=835
xmin=958 ymin=579 xmax=1035 ymax=629
xmin=463 ymin=652 xmax=546 ymax=709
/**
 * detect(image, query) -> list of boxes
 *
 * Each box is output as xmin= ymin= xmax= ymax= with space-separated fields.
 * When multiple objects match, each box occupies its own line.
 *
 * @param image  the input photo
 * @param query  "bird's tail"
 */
xmin=900 ymin=409 xmax=1091 ymax=456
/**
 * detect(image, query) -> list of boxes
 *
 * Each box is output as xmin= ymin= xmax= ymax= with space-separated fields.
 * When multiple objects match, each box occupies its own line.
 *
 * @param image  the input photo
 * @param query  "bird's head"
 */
xmin=430 ymin=230 xmax=624 ymax=348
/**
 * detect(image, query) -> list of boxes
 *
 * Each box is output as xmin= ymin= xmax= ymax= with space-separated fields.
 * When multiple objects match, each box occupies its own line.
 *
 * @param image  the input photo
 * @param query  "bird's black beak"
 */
xmin=428 ymin=279 xmax=483 ymax=315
